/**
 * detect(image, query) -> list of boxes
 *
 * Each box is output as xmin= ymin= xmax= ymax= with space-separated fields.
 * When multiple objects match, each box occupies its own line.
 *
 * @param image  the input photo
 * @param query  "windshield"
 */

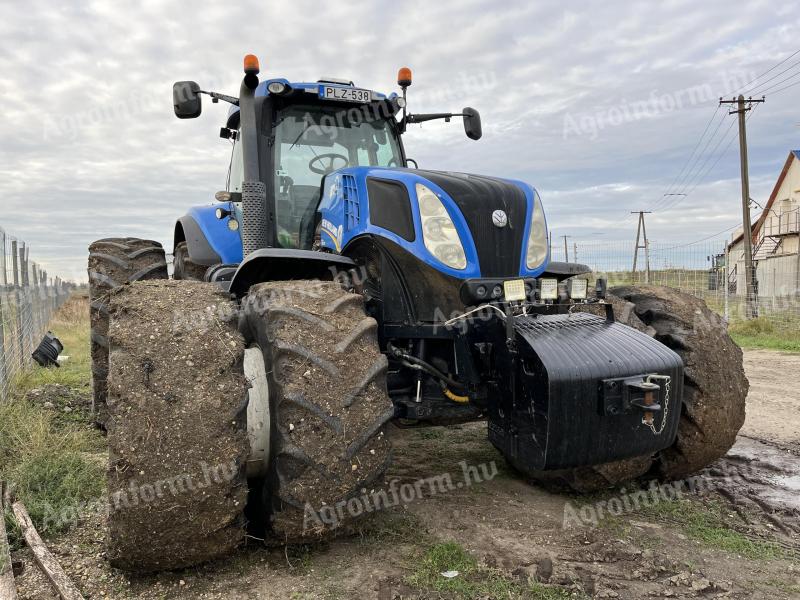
xmin=273 ymin=104 xmax=403 ymax=248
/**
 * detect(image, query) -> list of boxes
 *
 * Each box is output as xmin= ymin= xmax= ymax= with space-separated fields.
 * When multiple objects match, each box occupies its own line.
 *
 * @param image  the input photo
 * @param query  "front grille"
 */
xmin=416 ymin=171 xmax=527 ymax=277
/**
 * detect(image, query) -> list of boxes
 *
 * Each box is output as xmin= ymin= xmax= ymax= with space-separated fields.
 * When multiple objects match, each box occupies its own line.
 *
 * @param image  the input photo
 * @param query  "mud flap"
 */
xmin=488 ymin=312 xmax=683 ymax=472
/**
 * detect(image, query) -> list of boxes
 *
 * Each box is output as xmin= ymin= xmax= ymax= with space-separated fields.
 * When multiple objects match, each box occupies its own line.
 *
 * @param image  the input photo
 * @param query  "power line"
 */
xmin=751 ymin=69 xmax=800 ymax=96
xmin=655 ymin=222 xmax=741 ymax=251
xmin=766 ymin=77 xmax=800 ymax=96
xmin=682 ymin=104 xmax=760 ymax=198
xmin=649 ymin=48 xmax=800 ymax=216
xmin=735 ymin=47 xmax=800 ymax=93
xmin=669 ymin=112 xmax=730 ymax=197
xmin=654 ymin=117 xmax=736 ymax=212
xmin=662 ymin=102 xmax=760 ymax=212
xmin=742 ymin=56 xmax=800 ymax=96
xmin=662 ymin=105 xmax=722 ymax=198
xmin=623 ymin=48 xmax=798 ymax=226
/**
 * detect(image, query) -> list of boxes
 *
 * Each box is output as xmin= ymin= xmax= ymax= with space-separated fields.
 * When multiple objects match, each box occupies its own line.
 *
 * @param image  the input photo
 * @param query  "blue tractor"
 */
xmin=87 ymin=55 xmax=747 ymax=571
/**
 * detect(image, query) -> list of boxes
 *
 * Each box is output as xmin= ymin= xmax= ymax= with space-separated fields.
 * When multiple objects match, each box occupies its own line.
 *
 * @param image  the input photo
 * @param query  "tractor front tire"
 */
xmin=240 ymin=281 xmax=394 ymax=541
xmin=173 ymin=241 xmax=209 ymax=281
xmin=88 ymin=238 xmax=168 ymax=427
xmin=106 ymin=280 xmax=249 ymax=571
xmin=522 ymin=287 xmax=747 ymax=492
xmin=611 ymin=285 xmax=748 ymax=479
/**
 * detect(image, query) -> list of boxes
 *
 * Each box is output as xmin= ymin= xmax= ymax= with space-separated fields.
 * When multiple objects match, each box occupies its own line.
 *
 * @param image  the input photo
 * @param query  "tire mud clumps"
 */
xmin=106 ymin=280 xmax=249 ymax=572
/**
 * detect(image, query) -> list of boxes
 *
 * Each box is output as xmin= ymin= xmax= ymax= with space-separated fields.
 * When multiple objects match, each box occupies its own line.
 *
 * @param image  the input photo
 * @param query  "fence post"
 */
xmin=724 ymin=245 xmax=730 ymax=322
xmin=0 ymin=229 xmax=5 ymax=286
xmin=0 ymin=293 xmax=6 ymax=400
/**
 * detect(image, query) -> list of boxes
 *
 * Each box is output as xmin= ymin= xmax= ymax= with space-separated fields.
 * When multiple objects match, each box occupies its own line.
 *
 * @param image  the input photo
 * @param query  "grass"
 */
xmin=0 ymin=293 xmax=105 ymax=547
xmin=406 ymin=541 xmax=579 ymax=599
xmin=728 ymin=317 xmax=800 ymax=352
xmin=637 ymin=498 xmax=785 ymax=560
xmin=10 ymin=293 xmax=93 ymax=395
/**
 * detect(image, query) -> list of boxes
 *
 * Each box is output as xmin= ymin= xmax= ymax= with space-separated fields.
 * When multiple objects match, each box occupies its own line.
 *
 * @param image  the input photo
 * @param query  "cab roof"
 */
xmin=225 ymin=79 xmax=396 ymax=126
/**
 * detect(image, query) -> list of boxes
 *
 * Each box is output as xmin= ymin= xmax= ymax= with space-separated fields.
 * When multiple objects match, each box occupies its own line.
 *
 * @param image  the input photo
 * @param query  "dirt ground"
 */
xmin=10 ymin=349 xmax=800 ymax=600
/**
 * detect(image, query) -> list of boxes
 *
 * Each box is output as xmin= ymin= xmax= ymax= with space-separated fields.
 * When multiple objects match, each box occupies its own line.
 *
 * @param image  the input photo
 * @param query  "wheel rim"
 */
xmin=244 ymin=345 xmax=271 ymax=478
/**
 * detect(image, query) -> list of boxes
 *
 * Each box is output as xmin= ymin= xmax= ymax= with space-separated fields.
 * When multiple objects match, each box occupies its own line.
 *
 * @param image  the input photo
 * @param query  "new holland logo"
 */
xmin=491 ymin=209 xmax=508 ymax=228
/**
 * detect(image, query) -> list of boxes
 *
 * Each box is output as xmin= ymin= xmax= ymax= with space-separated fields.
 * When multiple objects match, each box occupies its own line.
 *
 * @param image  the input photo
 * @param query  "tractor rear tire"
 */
xmin=105 ymin=280 xmax=249 ymax=571
xmin=88 ymin=238 xmax=168 ymax=427
xmin=611 ymin=285 xmax=748 ymax=479
xmin=173 ymin=241 xmax=209 ymax=281
xmin=239 ymin=281 xmax=394 ymax=542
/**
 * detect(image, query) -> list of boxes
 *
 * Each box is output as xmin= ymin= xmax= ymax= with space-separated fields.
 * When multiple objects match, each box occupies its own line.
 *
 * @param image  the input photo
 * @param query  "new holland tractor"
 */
xmin=87 ymin=55 xmax=747 ymax=571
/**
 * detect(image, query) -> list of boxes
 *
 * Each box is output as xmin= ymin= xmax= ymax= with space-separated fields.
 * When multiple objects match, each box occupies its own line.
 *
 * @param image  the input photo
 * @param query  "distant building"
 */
xmin=727 ymin=150 xmax=800 ymax=297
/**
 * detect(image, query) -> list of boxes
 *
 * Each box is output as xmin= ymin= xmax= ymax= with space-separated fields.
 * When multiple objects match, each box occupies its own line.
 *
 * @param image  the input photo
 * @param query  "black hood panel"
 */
xmin=415 ymin=170 xmax=527 ymax=277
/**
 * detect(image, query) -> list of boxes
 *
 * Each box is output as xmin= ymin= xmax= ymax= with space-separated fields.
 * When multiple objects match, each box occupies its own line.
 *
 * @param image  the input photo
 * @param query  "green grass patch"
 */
xmin=637 ymin=498 xmax=785 ymax=560
xmin=728 ymin=317 xmax=800 ymax=352
xmin=0 ymin=294 xmax=105 ymax=546
xmin=10 ymin=294 xmax=92 ymax=396
xmin=762 ymin=578 xmax=800 ymax=595
xmin=406 ymin=541 xmax=577 ymax=599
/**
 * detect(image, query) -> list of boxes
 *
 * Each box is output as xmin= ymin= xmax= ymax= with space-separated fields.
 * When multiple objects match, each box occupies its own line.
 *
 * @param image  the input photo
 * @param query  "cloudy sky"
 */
xmin=1 ymin=0 xmax=799 ymax=281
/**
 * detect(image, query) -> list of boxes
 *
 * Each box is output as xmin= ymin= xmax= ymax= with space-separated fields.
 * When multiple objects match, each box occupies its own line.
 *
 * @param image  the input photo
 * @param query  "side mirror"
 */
xmin=462 ymin=107 xmax=482 ymax=140
xmin=173 ymin=81 xmax=202 ymax=119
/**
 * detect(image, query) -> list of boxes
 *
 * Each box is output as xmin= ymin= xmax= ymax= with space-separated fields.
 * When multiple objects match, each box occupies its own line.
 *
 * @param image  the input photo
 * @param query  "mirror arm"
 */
xmin=406 ymin=112 xmax=458 ymax=124
xmin=199 ymin=90 xmax=239 ymax=106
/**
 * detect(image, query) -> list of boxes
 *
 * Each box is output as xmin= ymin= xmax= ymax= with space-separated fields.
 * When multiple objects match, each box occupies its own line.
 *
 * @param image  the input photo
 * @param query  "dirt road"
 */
xmin=12 ymin=349 xmax=800 ymax=599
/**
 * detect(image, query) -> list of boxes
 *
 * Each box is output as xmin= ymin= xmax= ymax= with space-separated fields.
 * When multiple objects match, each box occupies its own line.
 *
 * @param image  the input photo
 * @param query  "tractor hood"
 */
xmin=318 ymin=167 xmax=549 ymax=280
xmin=413 ymin=170 xmax=530 ymax=278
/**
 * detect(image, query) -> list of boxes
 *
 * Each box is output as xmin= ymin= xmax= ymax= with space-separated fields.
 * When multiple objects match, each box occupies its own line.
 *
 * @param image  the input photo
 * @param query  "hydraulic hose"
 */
xmin=386 ymin=343 xmax=467 ymax=392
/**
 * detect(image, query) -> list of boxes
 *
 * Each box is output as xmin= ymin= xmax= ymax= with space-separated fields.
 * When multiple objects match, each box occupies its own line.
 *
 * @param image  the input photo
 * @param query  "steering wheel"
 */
xmin=386 ymin=158 xmax=399 ymax=168
xmin=308 ymin=153 xmax=349 ymax=175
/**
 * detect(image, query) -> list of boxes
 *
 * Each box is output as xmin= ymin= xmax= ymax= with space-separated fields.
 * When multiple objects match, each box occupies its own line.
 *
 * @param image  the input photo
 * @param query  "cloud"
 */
xmin=0 ymin=0 xmax=798 ymax=280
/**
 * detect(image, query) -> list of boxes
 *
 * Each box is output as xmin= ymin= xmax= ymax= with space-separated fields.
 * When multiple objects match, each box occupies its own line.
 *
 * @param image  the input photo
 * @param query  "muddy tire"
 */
xmin=106 ymin=280 xmax=249 ymax=572
xmin=88 ymin=238 xmax=168 ymax=427
xmin=173 ymin=241 xmax=209 ymax=281
xmin=240 ymin=281 xmax=393 ymax=541
xmin=522 ymin=288 xmax=746 ymax=492
xmin=611 ymin=285 xmax=748 ymax=479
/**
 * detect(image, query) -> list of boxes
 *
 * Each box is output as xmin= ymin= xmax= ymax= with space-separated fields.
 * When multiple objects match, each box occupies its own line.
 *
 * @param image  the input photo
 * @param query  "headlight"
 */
xmin=525 ymin=191 xmax=548 ymax=269
xmin=416 ymin=183 xmax=466 ymax=270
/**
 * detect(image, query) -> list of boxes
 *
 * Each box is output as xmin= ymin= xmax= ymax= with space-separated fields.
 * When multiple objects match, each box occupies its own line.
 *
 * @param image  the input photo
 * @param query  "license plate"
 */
xmin=319 ymin=85 xmax=372 ymax=103
xmin=503 ymin=279 xmax=527 ymax=302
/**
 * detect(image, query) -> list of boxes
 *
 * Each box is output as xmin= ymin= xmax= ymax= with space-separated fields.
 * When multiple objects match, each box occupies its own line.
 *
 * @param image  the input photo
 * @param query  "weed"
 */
xmin=406 ymin=541 xmax=578 ymax=599
xmin=0 ymin=294 xmax=105 ymax=546
xmin=637 ymin=498 xmax=784 ymax=560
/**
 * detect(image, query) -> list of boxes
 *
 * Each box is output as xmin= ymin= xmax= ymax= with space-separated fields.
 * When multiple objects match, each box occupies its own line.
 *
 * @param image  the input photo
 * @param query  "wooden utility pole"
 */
xmin=720 ymin=94 xmax=764 ymax=319
xmin=631 ymin=211 xmax=651 ymax=283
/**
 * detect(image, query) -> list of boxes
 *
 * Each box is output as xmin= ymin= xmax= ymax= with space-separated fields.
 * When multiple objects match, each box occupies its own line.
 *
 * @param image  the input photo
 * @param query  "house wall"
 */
xmin=760 ymin=156 xmax=800 ymax=255
xmin=756 ymin=253 xmax=800 ymax=297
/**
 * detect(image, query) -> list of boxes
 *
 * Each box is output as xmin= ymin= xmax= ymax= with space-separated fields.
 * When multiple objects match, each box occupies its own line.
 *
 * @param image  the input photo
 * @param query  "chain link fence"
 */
xmin=567 ymin=238 xmax=800 ymax=331
xmin=0 ymin=226 xmax=72 ymax=401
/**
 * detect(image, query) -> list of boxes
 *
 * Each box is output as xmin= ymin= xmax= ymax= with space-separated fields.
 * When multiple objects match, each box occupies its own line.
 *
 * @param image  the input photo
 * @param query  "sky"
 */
xmin=1 ymin=0 xmax=799 ymax=282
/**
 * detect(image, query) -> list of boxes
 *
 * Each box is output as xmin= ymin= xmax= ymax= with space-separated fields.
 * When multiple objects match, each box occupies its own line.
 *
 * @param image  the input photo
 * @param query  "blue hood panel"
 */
xmin=317 ymin=167 xmax=549 ymax=279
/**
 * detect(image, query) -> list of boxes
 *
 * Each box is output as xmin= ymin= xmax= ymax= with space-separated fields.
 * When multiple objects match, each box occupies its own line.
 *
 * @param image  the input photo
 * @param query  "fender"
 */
xmin=175 ymin=205 xmax=244 ymax=266
xmin=229 ymin=248 xmax=357 ymax=297
xmin=539 ymin=261 xmax=592 ymax=281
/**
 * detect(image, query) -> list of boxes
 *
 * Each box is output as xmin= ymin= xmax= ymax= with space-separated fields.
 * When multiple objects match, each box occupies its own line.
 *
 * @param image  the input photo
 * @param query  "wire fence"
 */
xmin=0 ymin=226 xmax=72 ymax=401
xmin=566 ymin=238 xmax=800 ymax=331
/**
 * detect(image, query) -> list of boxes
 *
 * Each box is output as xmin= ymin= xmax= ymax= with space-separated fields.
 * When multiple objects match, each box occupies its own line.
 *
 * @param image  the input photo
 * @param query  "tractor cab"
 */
xmin=223 ymin=79 xmax=407 ymax=250
xmin=172 ymin=58 xmax=483 ymax=274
